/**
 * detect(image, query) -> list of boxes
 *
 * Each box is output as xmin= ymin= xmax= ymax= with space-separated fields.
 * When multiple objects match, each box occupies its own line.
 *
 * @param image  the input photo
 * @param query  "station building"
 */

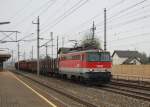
xmin=0 ymin=51 xmax=11 ymax=71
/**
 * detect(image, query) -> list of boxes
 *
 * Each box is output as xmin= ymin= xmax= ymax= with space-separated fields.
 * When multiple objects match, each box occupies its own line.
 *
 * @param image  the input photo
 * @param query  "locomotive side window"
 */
xmin=72 ymin=55 xmax=80 ymax=60
xmin=60 ymin=55 xmax=80 ymax=60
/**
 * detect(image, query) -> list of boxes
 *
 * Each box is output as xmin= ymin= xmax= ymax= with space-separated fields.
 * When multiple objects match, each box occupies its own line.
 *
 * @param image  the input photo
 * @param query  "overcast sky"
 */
xmin=0 ymin=0 xmax=150 ymax=61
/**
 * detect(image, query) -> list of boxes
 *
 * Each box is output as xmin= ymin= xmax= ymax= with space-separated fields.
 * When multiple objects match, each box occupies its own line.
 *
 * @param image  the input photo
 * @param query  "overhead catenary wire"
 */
xmin=41 ymin=0 xmax=84 ymax=30
xmin=41 ymin=0 xmax=68 ymax=27
xmin=67 ymin=0 xmax=126 ymax=33
xmin=95 ymin=0 xmax=149 ymax=29
xmin=108 ymin=39 xmax=150 ymax=48
xmin=9 ymin=0 xmax=33 ymax=20
xmin=10 ymin=0 xmax=58 ymax=43
xmin=10 ymin=0 xmax=57 ymax=29
xmin=107 ymin=3 xmax=150 ymax=23
xmin=41 ymin=0 xmax=89 ymax=33
xmin=96 ymin=24 xmax=150 ymax=35
xmin=110 ymin=32 xmax=150 ymax=42
xmin=92 ymin=0 xmax=149 ymax=31
xmin=37 ymin=0 xmax=57 ymax=16
xmin=106 ymin=13 xmax=150 ymax=31
xmin=95 ymin=11 xmax=150 ymax=33
xmin=18 ymin=33 xmax=34 ymax=42
xmin=108 ymin=0 xmax=148 ymax=20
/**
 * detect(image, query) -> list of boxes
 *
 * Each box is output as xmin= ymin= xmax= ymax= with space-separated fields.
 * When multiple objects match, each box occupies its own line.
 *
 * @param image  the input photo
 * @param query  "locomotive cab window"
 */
xmin=87 ymin=53 xmax=100 ymax=61
xmin=100 ymin=52 xmax=111 ymax=62
xmin=87 ymin=52 xmax=111 ymax=62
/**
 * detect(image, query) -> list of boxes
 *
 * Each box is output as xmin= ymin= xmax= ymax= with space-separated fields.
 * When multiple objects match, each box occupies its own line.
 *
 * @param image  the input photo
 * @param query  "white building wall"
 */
xmin=113 ymin=53 xmax=127 ymax=65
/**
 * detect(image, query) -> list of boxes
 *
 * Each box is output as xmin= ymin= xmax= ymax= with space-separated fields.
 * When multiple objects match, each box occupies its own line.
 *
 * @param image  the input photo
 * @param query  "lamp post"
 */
xmin=0 ymin=22 xmax=10 ymax=25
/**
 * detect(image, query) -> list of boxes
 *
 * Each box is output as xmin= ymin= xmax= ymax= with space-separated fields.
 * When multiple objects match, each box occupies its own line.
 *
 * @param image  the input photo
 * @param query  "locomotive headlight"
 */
xmin=89 ymin=69 xmax=94 ymax=72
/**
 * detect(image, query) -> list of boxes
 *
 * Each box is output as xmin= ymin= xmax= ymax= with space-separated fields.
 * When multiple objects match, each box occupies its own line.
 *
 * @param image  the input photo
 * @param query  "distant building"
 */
xmin=112 ymin=50 xmax=142 ymax=65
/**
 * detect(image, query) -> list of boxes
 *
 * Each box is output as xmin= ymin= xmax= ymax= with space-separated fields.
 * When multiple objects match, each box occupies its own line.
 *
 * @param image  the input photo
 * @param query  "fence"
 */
xmin=111 ymin=65 xmax=150 ymax=82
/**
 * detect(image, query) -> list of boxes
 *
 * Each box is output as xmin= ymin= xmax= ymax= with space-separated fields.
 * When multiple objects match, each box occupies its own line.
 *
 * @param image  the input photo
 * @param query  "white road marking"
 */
xmin=10 ymin=72 xmax=57 ymax=107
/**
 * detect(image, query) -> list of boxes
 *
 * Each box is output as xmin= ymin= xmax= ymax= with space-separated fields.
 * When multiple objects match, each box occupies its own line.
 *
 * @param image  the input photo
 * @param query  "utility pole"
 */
xmin=17 ymin=42 xmax=20 ymax=70
xmin=11 ymin=50 xmax=13 ymax=66
xmin=91 ymin=21 xmax=96 ymax=40
xmin=33 ymin=16 xmax=40 ymax=76
xmin=51 ymin=32 xmax=54 ymax=72
xmin=15 ymin=31 xmax=20 ymax=71
xmin=51 ymin=32 xmax=53 ymax=58
xmin=104 ymin=8 xmax=107 ymax=51
xmin=31 ymin=46 xmax=33 ymax=60
xmin=57 ymin=36 xmax=59 ymax=59
xmin=62 ymin=37 xmax=64 ymax=47
xmin=45 ymin=43 xmax=48 ymax=57
xmin=24 ymin=51 xmax=26 ymax=60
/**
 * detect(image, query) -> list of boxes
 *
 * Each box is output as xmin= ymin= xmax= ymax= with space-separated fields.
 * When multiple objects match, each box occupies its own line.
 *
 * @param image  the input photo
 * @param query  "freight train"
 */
xmin=15 ymin=48 xmax=112 ymax=83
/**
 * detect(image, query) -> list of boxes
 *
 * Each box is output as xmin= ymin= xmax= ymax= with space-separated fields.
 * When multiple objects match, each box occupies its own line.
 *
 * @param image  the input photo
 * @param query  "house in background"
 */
xmin=112 ymin=50 xmax=142 ymax=65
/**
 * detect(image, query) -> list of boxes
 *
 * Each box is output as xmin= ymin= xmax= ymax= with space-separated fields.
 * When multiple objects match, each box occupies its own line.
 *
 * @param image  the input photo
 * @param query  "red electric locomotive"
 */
xmin=58 ymin=49 xmax=112 ymax=83
xmin=15 ymin=48 xmax=112 ymax=83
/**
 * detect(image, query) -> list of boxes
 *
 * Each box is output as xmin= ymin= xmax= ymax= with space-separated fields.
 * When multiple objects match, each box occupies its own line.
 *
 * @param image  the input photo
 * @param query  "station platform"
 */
xmin=0 ymin=71 xmax=55 ymax=107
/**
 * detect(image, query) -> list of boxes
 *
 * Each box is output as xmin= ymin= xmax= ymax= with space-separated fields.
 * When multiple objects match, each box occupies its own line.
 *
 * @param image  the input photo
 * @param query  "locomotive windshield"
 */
xmin=87 ymin=52 xmax=111 ymax=62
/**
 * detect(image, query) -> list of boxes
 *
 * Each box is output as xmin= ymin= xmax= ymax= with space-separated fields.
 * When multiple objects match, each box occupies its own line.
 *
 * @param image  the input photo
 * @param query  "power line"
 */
xmin=10 ymin=0 xmax=56 ymax=29
xmin=41 ymin=0 xmax=84 ymax=31
xmin=108 ymin=0 xmax=148 ymax=20
xmin=107 ymin=0 xmax=125 ymax=11
xmin=109 ymin=13 xmax=150 ymax=30
xmin=41 ymin=0 xmax=89 ymax=33
xmin=18 ymin=33 xmax=34 ymax=42
xmin=68 ymin=0 xmax=125 ymax=33
xmin=94 ymin=0 xmax=148 ymax=31
xmin=96 ymin=24 xmax=150 ymax=35
xmin=41 ymin=0 xmax=68 ymax=26
xmin=10 ymin=0 xmax=33 ymax=20
xmin=100 ymin=2 xmax=150 ymax=29
xmin=110 ymin=32 xmax=150 ymax=42
xmin=108 ymin=3 xmax=150 ymax=22
xmin=95 ymin=12 xmax=150 ymax=32
xmin=48 ymin=0 xmax=89 ymax=30
xmin=108 ymin=39 xmax=150 ymax=48
xmin=37 ymin=0 xmax=57 ymax=16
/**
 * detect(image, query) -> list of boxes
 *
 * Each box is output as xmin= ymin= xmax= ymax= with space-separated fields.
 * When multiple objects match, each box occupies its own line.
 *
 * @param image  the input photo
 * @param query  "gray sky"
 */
xmin=0 ymin=0 xmax=150 ymax=61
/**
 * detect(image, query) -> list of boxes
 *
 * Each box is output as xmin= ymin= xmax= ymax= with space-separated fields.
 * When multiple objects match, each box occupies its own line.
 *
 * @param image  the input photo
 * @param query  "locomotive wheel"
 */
xmin=71 ymin=75 xmax=76 ymax=81
xmin=61 ymin=74 xmax=67 ymax=79
xmin=79 ymin=76 xmax=85 ymax=83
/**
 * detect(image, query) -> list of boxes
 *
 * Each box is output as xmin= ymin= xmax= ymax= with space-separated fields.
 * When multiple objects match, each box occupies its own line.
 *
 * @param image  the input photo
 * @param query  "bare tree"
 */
xmin=79 ymin=32 xmax=101 ymax=49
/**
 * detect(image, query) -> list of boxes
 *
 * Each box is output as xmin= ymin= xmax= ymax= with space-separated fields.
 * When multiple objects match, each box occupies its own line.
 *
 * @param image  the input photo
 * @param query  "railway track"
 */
xmin=10 ymin=69 xmax=150 ymax=105
xmin=13 ymin=70 xmax=97 ymax=107
xmin=98 ymin=80 xmax=150 ymax=102
xmin=111 ymin=79 xmax=150 ymax=91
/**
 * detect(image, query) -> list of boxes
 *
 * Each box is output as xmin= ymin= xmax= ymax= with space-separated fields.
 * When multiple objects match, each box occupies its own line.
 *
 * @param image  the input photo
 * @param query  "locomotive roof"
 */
xmin=58 ymin=47 xmax=104 ymax=54
xmin=60 ymin=49 xmax=109 ymax=56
